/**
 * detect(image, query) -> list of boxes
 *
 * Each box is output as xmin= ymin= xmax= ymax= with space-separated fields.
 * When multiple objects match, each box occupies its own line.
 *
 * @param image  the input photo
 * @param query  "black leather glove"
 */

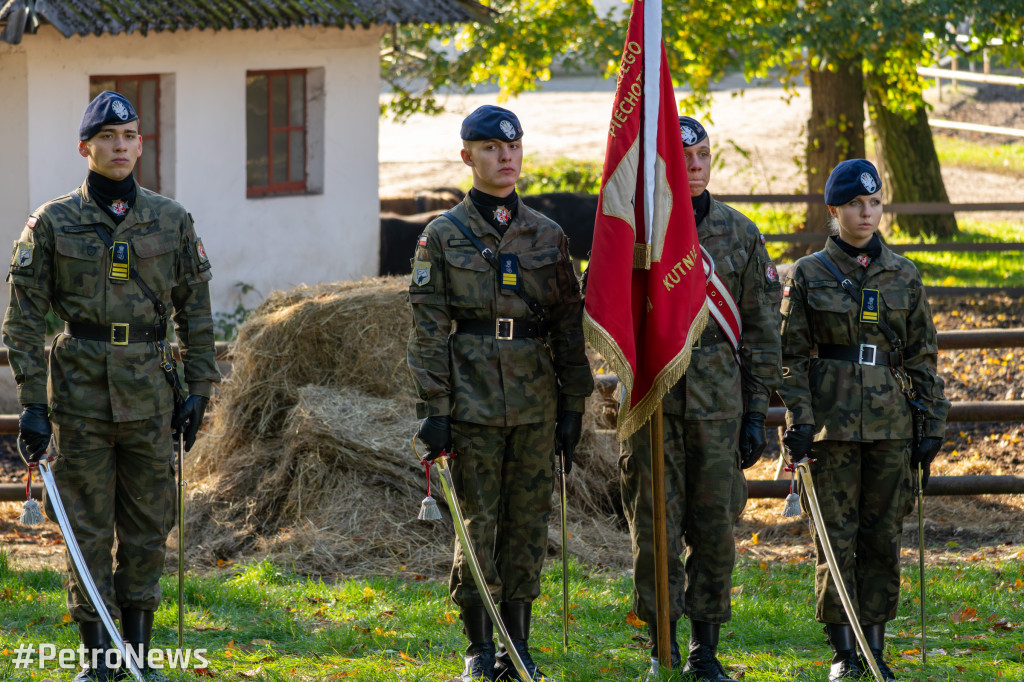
xmin=912 ymin=436 xmax=942 ymax=490
xmin=18 ymin=403 xmax=51 ymax=463
xmin=417 ymin=415 xmax=452 ymax=461
xmin=555 ymin=411 xmax=583 ymax=475
xmin=738 ymin=412 xmax=767 ymax=469
xmin=782 ymin=424 xmax=815 ymax=463
xmin=172 ymin=395 xmax=209 ymax=452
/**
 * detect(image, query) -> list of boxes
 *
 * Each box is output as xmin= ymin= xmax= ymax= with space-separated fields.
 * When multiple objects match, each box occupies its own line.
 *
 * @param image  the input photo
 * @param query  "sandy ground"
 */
xmin=379 ymin=75 xmax=1023 ymax=209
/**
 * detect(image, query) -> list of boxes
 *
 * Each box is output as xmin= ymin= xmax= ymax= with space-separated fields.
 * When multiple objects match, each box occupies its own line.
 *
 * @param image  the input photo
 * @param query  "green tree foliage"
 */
xmin=384 ymin=1 xmax=1024 ymax=237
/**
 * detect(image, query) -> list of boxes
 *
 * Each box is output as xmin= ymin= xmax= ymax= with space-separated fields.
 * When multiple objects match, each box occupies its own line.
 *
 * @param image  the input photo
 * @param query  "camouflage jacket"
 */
xmin=778 ymin=236 xmax=949 ymax=441
xmin=2 ymin=180 xmax=220 ymax=422
xmin=406 ymin=197 xmax=594 ymax=426
xmin=661 ymin=195 xmax=783 ymax=419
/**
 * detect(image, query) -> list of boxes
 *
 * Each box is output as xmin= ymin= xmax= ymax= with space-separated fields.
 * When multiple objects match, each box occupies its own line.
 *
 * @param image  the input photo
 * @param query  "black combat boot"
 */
xmin=74 ymin=621 xmax=114 ymax=681
xmin=122 ymin=608 xmax=164 ymax=680
xmin=861 ymin=623 xmax=897 ymax=681
xmin=461 ymin=606 xmax=497 ymax=681
xmin=645 ymin=620 xmax=681 ymax=680
xmin=679 ymin=621 xmax=736 ymax=681
xmin=493 ymin=601 xmax=550 ymax=681
xmin=824 ymin=623 xmax=865 ymax=680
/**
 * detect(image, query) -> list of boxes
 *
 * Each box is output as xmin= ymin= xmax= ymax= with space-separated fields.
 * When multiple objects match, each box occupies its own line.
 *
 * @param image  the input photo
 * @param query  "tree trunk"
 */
xmin=792 ymin=61 xmax=866 ymax=259
xmin=867 ymin=84 xmax=959 ymax=238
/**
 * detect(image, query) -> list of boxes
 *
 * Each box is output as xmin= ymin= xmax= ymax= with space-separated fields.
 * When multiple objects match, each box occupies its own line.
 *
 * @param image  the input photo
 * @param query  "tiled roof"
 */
xmin=0 ymin=0 xmax=491 ymax=44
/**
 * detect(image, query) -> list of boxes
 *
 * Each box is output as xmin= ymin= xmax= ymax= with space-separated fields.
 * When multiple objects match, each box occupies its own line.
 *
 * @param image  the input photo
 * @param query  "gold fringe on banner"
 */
xmin=583 ymin=303 xmax=709 ymax=442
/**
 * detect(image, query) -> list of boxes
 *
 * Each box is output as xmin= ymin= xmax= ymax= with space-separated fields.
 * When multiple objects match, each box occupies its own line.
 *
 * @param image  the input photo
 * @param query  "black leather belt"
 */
xmin=817 ymin=343 xmax=893 ymax=367
xmin=65 ymin=321 xmax=167 ymax=346
xmin=693 ymin=327 xmax=727 ymax=348
xmin=455 ymin=318 xmax=542 ymax=340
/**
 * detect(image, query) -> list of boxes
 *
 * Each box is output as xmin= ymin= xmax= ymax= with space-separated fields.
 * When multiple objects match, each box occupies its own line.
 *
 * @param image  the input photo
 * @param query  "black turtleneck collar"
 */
xmin=692 ymin=190 xmax=710 ymax=227
xmin=831 ymin=232 xmax=882 ymax=261
xmin=470 ymin=187 xmax=518 ymax=234
xmin=87 ymin=170 xmax=137 ymax=224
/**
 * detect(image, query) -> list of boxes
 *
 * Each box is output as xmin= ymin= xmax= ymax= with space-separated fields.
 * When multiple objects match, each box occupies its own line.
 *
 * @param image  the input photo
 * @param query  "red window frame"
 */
xmin=246 ymin=69 xmax=307 ymax=197
xmin=89 ymin=75 xmax=161 ymax=193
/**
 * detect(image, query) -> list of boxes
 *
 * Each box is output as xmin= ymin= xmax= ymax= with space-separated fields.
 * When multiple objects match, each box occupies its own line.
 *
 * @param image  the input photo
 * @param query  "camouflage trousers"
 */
xmin=448 ymin=419 xmax=556 ymax=608
xmin=43 ymin=412 xmax=176 ymax=622
xmin=619 ymin=415 xmax=746 ymax=624
xmin=800 ymin=439 xmax=914 ymax=624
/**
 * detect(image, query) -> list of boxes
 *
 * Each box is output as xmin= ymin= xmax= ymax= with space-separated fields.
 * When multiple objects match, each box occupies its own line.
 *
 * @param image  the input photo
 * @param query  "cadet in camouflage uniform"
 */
xmin=407 ymin=105 xmax=593 ymax=682
xmin=3 ymin=91 xmax=219 ymax=681
xmin=778 ymin=159 xmax=948 ymax=681
xmin=620 ymin=117 xmax=782 ymax=682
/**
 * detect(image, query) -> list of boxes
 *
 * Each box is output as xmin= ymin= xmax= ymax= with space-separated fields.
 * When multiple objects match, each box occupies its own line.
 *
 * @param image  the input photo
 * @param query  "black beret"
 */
xmin=79 ymin=91 xmax=138 ymax=141
xmin=824 ymin=159 xmax=882 ymax=206
xmin=678 ymin=116 xmax=708 ymax=147
xmin=461 ymin=105 xmax=523 ymax=142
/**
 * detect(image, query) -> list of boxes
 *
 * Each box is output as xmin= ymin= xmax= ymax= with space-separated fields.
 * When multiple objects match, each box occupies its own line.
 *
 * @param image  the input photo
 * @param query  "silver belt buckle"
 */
xmin=496 ymin=318 xmax=514 ymax=340
xmin=859 ymin=343 xmax=877 ymax=365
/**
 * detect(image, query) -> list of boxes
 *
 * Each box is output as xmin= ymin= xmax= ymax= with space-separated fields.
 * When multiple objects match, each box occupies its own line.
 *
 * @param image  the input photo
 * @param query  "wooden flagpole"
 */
xmin=651 ymin=403 xmax=671 ymax=669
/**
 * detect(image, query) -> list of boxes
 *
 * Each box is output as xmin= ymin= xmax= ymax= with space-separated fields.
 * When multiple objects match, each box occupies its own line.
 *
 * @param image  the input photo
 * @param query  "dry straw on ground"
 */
xmin=183 ymin=278 xmax=626 ymax=576
xmin=180 ymin=278 xmax=1023 ymax=577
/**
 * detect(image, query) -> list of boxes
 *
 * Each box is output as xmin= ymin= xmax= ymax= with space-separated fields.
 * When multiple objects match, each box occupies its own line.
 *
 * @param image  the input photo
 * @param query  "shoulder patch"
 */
xmin=193 ymin=238 xmax=211 ymax=272
xmin=12 ymin=241 xmax=34 ymax=268
xmin=26 ymin=216 xmax=37 ymax=229
xmin=412 ymin=260 xmax=431 ymax=286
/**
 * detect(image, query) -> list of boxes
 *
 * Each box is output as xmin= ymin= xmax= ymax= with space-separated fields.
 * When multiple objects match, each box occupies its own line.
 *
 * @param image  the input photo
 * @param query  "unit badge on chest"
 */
xmin=110 ymin=199 xmax=129 ymax=216
xmin=493 ymin=206 xmax=512 ymax=227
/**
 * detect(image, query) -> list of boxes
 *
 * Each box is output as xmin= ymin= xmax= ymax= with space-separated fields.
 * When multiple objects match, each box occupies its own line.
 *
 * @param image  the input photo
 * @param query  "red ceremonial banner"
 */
xmin=582 ymin=0 xmax=708 ymax=440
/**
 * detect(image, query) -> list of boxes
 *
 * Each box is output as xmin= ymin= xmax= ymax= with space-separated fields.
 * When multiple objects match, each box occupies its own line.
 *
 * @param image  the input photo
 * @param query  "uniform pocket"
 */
xmin=54 ymin=233 xmax=105 ymax=297
xmin=132 ymin=231 xmax=179 ymax=294
xmin=444 ymin=249 xmax=491 ymax=309
xmin=518 ymin=247 xmax=563 ymax=305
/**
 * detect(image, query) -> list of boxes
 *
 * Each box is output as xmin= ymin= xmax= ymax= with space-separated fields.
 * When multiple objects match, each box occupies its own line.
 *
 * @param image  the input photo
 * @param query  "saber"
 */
xmin=435 ymin=453 xmax=531 ymax=682
xmin=917 ymin=464 xmax=926 ymax=665
xmin=36 ymin=455 xmax=145 ymax=682
xmin=558 ymin=453 xmax=570 ymax=652
xmin=795 ymin=459 xmax=884 ymax=682
xmin=177 ymin=430 xmax=186 ymax=652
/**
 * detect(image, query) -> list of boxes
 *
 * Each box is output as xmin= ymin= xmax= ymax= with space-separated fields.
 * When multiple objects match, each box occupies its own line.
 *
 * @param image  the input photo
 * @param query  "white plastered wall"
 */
xmin=0 ymin=23 xmax=383 ymax=317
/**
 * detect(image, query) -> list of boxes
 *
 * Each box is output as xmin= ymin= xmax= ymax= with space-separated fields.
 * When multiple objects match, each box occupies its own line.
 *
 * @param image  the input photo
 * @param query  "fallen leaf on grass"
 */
xmin=192 ymin=668 xmax=215 ymax=677
xmin=240 ymin=666 xmax=263 ymax=677
xmin=951 ymin=607 xmax=978 ymax=623
xmin=626 ymin=611 xmax=645 ymax=629
xmin=399 ymin=650 xmax=421 ymax=665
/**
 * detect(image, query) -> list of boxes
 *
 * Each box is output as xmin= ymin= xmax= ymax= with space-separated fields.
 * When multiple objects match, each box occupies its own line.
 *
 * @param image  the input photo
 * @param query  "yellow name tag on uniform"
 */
xmin=860 ymin=289 xmax=879 ymax=323
xmin=109 ymin=241 xmax=130 ymax=281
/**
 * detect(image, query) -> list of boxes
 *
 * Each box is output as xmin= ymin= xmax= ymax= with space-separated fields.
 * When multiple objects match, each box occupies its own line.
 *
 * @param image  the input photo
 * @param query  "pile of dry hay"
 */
xmin=183 ymin=277 xmax=627 ymax=576
xmin=180 ymin=277 xmax=1024 ymax=576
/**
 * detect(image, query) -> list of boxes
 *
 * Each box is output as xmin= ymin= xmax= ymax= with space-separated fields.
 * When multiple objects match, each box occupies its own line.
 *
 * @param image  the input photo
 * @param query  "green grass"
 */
xmin=933 ymin=135 xmax=1024 ymax=177
xmin=2 ymin=551 xmax=1022 ymax=681
xmin=735 ymin=206 xmax=1024 ymax=287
